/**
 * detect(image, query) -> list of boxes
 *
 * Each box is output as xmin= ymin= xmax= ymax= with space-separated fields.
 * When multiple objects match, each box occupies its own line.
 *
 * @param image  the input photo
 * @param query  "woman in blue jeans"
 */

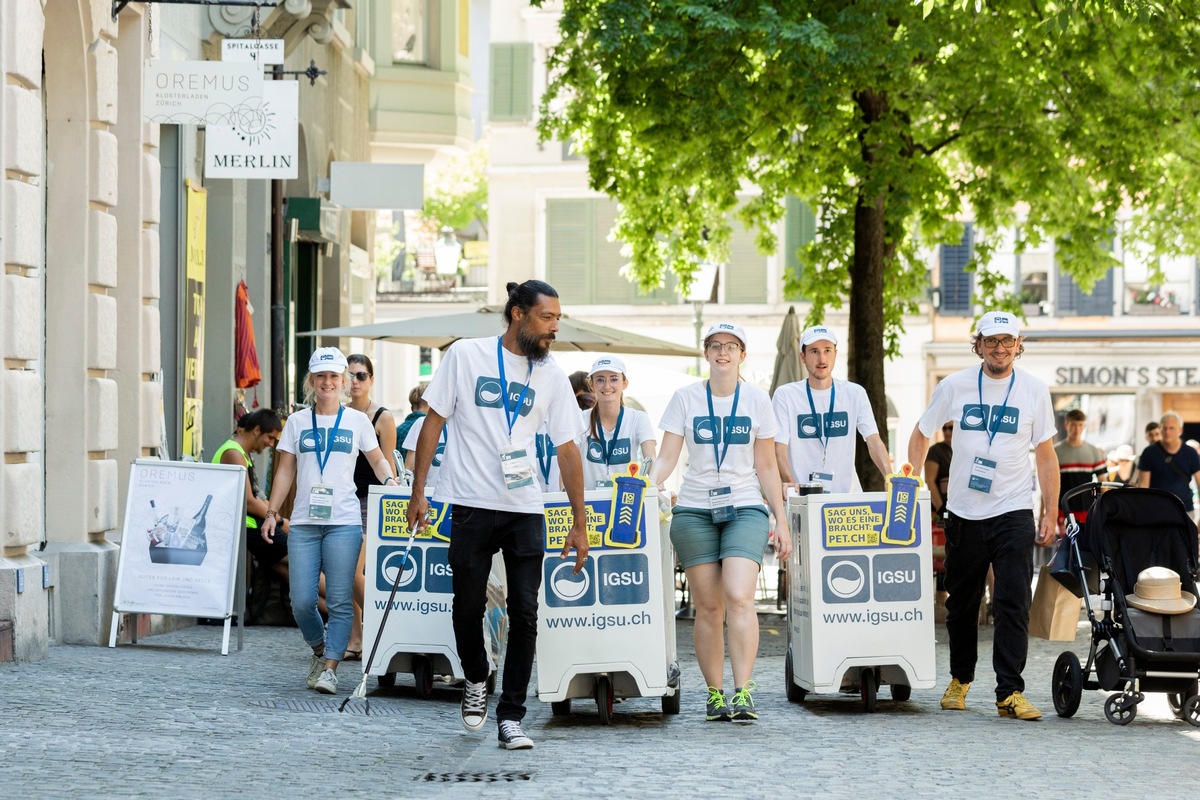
xmin=261 ymin=347 xmax=400 ymax=694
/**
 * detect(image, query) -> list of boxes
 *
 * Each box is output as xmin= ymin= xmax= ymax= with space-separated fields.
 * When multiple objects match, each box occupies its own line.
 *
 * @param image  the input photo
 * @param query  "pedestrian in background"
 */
xmin=569 ymin=370 xmax=596 ymax=410
xmin=346 ymin=353 xmax=397 ymax=661
xmin=582 ymin=356 xmax=656 ymax=488
xmin=771 ymin=324 xmax=892 ymax=494
xmin=1105 ymin=444 xmax=1138 ymax=487
xmin=1145 ymin=420 xmax=1162 ymax=445
xmin=907 ymin=310 xmax=1059 ymax=722
xmin=926 ymin=422 xmax=954 ymax=518
xmin=651 ymin=321 xmax=790 ymax=724
xmin=1137 ymin=411 xmax=1200 ymax=520
xmin=1054 ymin=408 xmax=1106 ymax=529
xmin=396 ymin=384 xmax=428 ymax=462
xmin=406 ymin=280 xmax=588 ymax=750
xmin=261 ymin=347 xmax=400 ymax=695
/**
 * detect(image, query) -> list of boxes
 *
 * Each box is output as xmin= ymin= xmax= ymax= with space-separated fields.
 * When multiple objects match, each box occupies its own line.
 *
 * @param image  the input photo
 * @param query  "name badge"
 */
xmin=967 ymin=455 xmax=998 ymax=494
xmin=500 ymin=445 xmax=534 ymax=490
xmin=709 ymin=486 xmax=735 ymax=523
xmin=809 ymin=471 xmax=834 ymax=490
xmin=309 ymin=484 xmax=334 ymax=520
xmin=595 ymin=478 xmax=614 ymax=489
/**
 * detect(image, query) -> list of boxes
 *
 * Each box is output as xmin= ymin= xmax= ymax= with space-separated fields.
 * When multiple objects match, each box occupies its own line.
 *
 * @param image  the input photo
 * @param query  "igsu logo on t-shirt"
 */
xmin=691 ymin=416 xmax=753 ymax=445
xmin=796 ymin=412 xmax=850 ymax=439
xmin=298 ymin=428 xmax=354 ymax=454
xmin=474 ymin=377 xmax=536 ymax=416
xmin=959 ymin=404 xmax=1020 ymax=435
xmin=587 ymin=437 xmax=633 ymax=464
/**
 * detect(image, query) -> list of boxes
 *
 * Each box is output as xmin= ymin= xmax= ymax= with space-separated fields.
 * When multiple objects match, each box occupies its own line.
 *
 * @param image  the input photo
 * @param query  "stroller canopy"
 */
xmin=1080 ymin=487 xmax=1199 ymax=597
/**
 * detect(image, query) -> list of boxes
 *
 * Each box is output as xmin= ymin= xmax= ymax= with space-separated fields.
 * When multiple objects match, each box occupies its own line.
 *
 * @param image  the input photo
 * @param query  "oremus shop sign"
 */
xmin=205 ymin=81 xmax=298 ymax=179
xmin=143 ymin=60 xmax=263 ymax=125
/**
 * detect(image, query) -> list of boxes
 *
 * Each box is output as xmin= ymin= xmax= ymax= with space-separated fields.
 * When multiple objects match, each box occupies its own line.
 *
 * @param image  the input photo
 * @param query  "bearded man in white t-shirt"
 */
xmin=772 ymin=325 xmax=893 ymax=493
xmin=407 ymin=280 xmax=588 ymax=751
xmin=907 ymin=310 xmax=1060 ymax=722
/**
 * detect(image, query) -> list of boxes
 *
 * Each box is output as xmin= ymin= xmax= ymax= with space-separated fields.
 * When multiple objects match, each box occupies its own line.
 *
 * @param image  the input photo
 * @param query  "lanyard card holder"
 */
xmin=309 ymin=484 xmax=334 ymax=520
xmin=709 ymin=485 xmax=735 ymax=523
xmin=500 ymin=445 xmax=534 ymax=490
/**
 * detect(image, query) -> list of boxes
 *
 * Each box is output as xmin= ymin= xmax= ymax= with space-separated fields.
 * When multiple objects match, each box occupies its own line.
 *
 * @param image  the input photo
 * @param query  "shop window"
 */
xmin=1051 ymin=392 xmax=1138 ymax=454
xmin=391 ymin=0 xmax=428 ymax=65
xmin=1122 ymin=244 xmax=1191 ymax=316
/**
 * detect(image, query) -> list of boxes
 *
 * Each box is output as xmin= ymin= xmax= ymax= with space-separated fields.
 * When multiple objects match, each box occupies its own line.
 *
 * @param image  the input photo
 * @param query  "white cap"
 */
xmin=702 ymin=321 xmax=747 ymax=348
xmin=308 ymin=346 xmax=348 ymax=375
xmin=800 ymin=325 xmax=838 ymax=348
xmin=588 ymin=356 xmax=626 ymax=377
xmin=975 ymin=310 xmax=1020 ymax=338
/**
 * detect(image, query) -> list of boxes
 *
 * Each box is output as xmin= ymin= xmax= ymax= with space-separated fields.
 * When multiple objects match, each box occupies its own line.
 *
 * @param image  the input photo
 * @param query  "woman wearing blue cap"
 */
xmin=651 ymin=322 xmax=790 ymax=723
xmin=581 ymin=356 xmax=656 ymax=488
xmin=260 ymin=347 xmax=400 ymax=695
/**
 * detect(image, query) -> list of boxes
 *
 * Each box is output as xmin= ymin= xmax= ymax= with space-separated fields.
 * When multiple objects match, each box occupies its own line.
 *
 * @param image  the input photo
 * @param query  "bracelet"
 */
xmin=266 ymin=509 xmax=281 ymax=520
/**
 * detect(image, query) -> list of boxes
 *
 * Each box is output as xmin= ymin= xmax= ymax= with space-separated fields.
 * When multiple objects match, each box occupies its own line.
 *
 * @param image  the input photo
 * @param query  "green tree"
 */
xmin=420 ymin=141 xmax=490 ymax=235
xmin=539 ymin=0 xmax=1200 ymax=489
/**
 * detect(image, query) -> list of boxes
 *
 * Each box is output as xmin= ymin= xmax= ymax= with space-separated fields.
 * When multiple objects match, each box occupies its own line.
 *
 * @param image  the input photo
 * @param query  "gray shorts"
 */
xmin=669 ymin=506 xmax=770 ymax=568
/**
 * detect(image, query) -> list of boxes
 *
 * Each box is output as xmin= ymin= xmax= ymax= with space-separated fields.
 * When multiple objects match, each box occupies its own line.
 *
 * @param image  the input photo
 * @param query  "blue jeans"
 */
xmin=448 ymin=505 xmax=544 ymax=723
xmin=288 ymin=523 xmax=362 ymax=662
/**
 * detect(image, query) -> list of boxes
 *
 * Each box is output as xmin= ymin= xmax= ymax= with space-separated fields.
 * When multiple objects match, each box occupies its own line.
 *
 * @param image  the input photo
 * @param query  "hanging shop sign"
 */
xmin=221 ymin=38 xmax=285 ymax=65
xmin=143 ymin=59 xmax=263 ymax=125
xmin=205 ymin=81 xmax=298 ymax=179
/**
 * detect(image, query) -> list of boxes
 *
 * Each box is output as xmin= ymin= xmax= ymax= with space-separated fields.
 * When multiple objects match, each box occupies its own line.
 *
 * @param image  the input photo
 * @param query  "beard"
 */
xmin=516 ymin=324 xmax=554 ymax=362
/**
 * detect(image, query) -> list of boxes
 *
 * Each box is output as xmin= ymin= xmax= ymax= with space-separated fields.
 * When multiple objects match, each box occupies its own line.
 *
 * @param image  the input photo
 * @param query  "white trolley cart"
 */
xmin=536 ymin=486 xmax=680 ymax=723
xmin=785 ymin=477 xmax=936 ymax=712
xmin=362 ymin=486 xmax=507 ymax=697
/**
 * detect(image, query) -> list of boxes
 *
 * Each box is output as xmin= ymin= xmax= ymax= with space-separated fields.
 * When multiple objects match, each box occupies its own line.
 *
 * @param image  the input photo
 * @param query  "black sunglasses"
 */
xmin=350 ymin=371 xmax=371 ymax=381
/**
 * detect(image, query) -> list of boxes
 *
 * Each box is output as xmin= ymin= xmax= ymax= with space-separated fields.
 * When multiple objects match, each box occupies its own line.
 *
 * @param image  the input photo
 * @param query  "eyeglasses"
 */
xmin=349 ymin=371 xmax=371 ymax=381
xmin=982 ymin=337 xmax=1018 ymax=349
xmin=705 ymin=341 xmax=743 ymax=354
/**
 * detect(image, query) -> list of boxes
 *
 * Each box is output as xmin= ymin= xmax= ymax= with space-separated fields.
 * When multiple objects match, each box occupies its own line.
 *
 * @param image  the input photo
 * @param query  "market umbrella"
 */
xmin=300 ymin=306 xmax=697 ymax=358
xmin=770 ymin=306 xmax=805 ymax=396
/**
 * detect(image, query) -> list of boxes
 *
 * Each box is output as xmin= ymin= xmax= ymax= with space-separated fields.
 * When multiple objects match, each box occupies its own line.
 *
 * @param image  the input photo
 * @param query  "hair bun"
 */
xmin=506 ymin=281 xmax=519 ymax=294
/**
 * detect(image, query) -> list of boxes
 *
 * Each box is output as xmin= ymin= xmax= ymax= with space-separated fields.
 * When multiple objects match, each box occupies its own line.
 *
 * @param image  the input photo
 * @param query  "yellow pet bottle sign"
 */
xmin=881 ymin=463 xmax=923 ymax=546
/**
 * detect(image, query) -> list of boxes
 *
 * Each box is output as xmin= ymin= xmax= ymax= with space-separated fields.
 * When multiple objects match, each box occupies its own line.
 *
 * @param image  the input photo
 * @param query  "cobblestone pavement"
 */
xmin=1 ymin=614 xmax=1197 ymax=799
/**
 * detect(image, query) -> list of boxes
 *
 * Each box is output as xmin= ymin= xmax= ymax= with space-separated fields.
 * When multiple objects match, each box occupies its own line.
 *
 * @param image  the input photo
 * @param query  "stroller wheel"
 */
xmin=1052 ymin=652 xmax=1083 ymax=718
xmin=1184 ymin=695 xmax=1200 ymax=728
xmin=1168 ymin=680 xmax=1198 ymax=721
xmin=1103 ymin=693 xmax=1138 ymax=726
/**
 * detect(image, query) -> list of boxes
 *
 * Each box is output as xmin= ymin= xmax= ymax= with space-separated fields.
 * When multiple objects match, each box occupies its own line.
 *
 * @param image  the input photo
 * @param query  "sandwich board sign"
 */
xmin=109 ymin=459 xmax=247 ymax=655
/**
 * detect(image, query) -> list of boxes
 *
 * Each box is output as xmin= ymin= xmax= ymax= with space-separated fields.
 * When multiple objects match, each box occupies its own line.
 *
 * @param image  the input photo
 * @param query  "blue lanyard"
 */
xmin=537 ymin=434 xmax=555 ymax=483
xmin=805 ymin=379 xmax=836 ymax=460
xmin=497 ymin=337 xmax=533 ymax=441
xmin=311 ymin=405 xmax=344 ymax=480
xmin=594 ymin=406 xmax=626 ymax=466
xmin=977 ymin=366 xmax=1016 ymax=450
xmin=705 ymin=380 xmax=741 ymax=477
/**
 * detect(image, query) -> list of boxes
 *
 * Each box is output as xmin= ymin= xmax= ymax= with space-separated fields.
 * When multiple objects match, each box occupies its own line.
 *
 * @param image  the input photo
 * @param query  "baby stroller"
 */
xmin=1050 ymin=483 xmax=1200 ymax=726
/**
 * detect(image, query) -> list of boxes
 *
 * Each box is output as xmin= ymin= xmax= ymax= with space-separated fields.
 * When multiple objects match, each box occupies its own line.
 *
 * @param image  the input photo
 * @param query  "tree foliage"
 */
xmin=420 ymin=141 xmax=490 ymax=235
xmin=537 ymin=0 xmax=1200 ymax=487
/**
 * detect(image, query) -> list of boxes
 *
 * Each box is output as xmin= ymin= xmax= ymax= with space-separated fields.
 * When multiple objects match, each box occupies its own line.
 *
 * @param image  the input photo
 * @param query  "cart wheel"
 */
xmin=412 ymin=655 xmax=434 ymax=700
xmin=889 ymin=683 xmax=912 ymax=702
xmin=1103 ymin=693 xmax=1137 ymax=725
xmin=486 ymin=671 xmax=496 ymax=695
xmin=551 ymin=700 xmax=571 ymax=717
xmin=595 ymin=676 xmax=614 ymax=725
xmin=1052 ymin=651 xmax=1083 ymax=718
xmin=1168 ymin=679 xmax=1198 ymax=720
xmin=784 ymin=649 xmax=805 ymax=703
xmin=1181 ymin=694 xmax=1200 ymax=727
xmin=860 ymin=669 xmax=877 ymax=713
xmin=376 ymin=672 xmax=396 ymax=688
xmin=661 ymin=685 xmax=681 ymax=715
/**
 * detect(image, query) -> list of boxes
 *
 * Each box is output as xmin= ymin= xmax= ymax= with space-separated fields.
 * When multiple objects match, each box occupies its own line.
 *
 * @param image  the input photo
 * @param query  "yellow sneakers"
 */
xmin=940 ymin=678 xmax=970 ymax=710
xmin=996 ymin=691 xmax=1043 ymax=720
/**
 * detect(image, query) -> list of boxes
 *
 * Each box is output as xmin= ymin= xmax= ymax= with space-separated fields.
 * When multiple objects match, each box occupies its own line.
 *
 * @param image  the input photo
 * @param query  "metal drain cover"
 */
xmin=248 ymin=699 xmax=405 ymax=716
xmin=422 ymin=772 xmax=532 ymax=783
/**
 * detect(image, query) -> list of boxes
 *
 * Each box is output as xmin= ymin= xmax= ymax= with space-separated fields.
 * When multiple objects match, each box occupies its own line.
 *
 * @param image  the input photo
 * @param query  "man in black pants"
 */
xmin=407 ymin=280 xmax=587 ymax=749
xmin=908 ymin=310 xmax=1059 ymax=721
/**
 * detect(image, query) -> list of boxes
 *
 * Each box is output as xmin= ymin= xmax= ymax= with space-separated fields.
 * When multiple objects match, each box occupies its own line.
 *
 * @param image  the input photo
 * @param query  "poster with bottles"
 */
xmin=112 ymin=459 xmax=246 ymax=618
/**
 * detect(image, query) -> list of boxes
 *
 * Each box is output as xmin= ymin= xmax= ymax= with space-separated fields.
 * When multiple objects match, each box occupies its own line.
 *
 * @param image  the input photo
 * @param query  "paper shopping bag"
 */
xmin=1029 ymin=565 xmax=1081 ymax=641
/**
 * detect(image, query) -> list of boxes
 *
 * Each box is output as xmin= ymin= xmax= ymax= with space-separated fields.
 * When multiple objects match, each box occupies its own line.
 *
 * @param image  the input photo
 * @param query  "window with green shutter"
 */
xmin=784 ymin=196 xmax=816 ymax=301
xmin=490 ymin=43 xmax=533 ymax=122
xmin=723 ymin=215 xmax=769 ymax=304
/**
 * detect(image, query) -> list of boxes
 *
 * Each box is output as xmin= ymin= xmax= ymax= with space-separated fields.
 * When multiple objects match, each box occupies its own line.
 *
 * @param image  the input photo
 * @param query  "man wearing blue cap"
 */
xmin=771 ymin=324 xmax=892 ymax=494
xmin=907 ymin=310 xmax=1059 ymax=721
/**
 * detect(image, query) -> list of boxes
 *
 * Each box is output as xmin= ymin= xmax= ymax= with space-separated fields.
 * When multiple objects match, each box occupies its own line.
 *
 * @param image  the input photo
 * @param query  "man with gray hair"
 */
xmin=1137 ymin=411 xmax=1200 ymax=519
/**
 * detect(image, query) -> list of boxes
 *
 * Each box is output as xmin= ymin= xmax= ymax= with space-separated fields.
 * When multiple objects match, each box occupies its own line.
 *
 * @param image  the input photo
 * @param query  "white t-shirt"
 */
xmin=772 ymin=378 xmax=879 ymax=493
xmin=423 ymin=336 xmax=586 ymax=513
xmin=402 ymin=416 xmax=448 ymax=489
xmin=580 ymin=406 xmax=657 ymax=488
xmin=659 ymin=381 xmax=777 ymax=509
xmin=916 ymin=365 xmax=1055 ymax=520
xmin=278 ymin=406 xmax=380 ymax=525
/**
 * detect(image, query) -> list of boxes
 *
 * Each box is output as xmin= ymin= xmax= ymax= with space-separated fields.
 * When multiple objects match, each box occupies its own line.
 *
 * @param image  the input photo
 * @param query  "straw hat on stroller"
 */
xmin=1126 ymin=567 xmax=1197 ymax=615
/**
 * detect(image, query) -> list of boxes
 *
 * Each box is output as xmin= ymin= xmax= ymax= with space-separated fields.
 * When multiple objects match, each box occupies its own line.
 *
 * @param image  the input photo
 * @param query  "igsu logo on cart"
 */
xmin=544 ymin=558 xmax=595 ymax=607
xmin=598 ymin=553 xmax=649 ymax=606
xmin=871 ymin=553 xmax=921 ymax=602
xmin=424 ymin=546 xmax=453 ymax=594
xmin=376 ymin=546 xmax=422 ymax=593
xmin=822 ymin=555 xmax=870 ymax=604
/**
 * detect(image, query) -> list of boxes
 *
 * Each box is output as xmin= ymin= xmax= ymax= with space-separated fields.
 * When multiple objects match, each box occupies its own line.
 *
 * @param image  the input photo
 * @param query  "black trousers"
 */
xmin=943 ymin=509 xmax=1035 ymax=700
xmin=448 ymin=505 xmax=544 ymax=723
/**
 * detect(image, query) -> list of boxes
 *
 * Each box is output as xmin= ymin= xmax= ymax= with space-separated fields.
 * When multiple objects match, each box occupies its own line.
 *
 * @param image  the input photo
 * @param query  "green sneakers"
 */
xmin=730 ymin=681 xmax=758 ymax=722
xmin=705 ymin=686 xmax=731 ymax=721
